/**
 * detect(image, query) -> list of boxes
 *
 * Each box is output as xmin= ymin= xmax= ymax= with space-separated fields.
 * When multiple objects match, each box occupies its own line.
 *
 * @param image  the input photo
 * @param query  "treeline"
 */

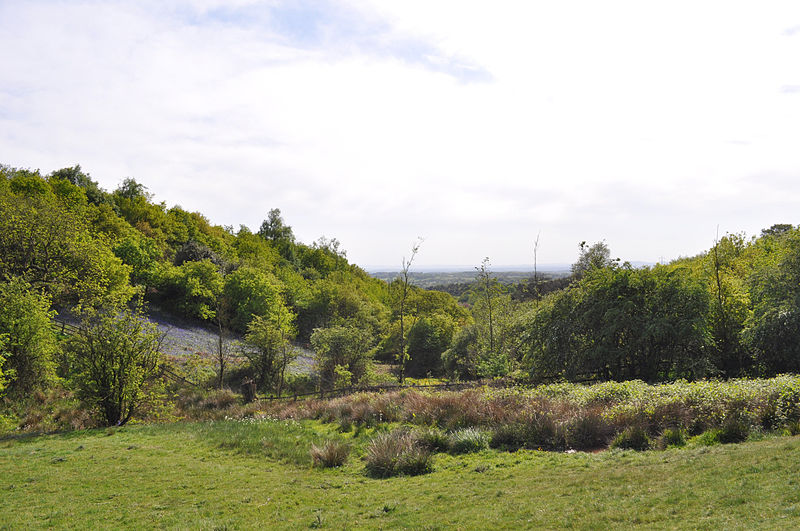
xmin=442 ymin=231 xmax=800 ymax=382
xmin=0 ymin=164 xmax=470 ymax=425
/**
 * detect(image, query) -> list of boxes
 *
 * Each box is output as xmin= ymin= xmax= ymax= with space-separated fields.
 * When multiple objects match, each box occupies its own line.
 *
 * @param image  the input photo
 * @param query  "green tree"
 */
xmin=223 ymin=267 xmax=286 ymax=332
xmin=155 ymin=260 xmax=223 ymax=321
xmin=68 ymin=308 xmax=163 ymax=426
xmin=406 ymin=313 xmax=457 ymax=376
xmin=310 ymin=325 xmax=373 ymax=391
xmin=0 ymin=178 xmax=133 ymax=309
xmin=244 ymin=307 xmax=297 ymax=395
xmin=258 ymin=208 xmax=296 ymax=263
xmin=0 ymin=278 xmax=57 ymax=396
xmin=744 ymin=229 xmax=800 ymax=374
xmin=571 ymin=240 xmax=615 ymax=279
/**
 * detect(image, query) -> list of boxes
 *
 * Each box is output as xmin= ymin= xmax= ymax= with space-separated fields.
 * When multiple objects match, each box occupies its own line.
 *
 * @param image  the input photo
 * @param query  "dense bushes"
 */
xmin=265 ymin=376 xmax=800 ymax=452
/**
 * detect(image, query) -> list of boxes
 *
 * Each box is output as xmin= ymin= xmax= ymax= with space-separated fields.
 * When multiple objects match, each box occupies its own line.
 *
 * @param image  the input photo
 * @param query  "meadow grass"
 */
xmin=2 ymin=420 xmax=800 ymax=529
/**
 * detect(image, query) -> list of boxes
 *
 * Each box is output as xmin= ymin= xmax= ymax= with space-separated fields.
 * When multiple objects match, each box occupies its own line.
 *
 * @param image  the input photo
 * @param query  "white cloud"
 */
xmin=1 ymin=0 xmax=800 ymax=268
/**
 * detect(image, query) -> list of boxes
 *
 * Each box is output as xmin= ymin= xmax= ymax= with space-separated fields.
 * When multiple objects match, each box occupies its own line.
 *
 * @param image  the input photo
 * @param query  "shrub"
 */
xmin=692 ymin=429 xmax=721 ymax=446
xmin=414 ymin=426 xmax=450 ymax=453
xmin=490 ymin=423 xmax=527 ymax=451
xmin=656 ymin=427 xmax=687 ymax=449
xmin=610 ymin=426 xmax=651 ymax=451
xmin=524 ymin=412 xmax=560 ymax=449
xmin=364 ymin=430 xmax=433 ymax=478
xmin=448 ymin=427 xmax=490 ymax=454
xmin=200 ymin=389 xmax=240 ymax=410
xmin=561 ymin=410 xmax=610 ymax=450
xmin=717 ymin=417 xmax=750 ymax=444
xmin=310 ymin=440 xmax=350 ymax=468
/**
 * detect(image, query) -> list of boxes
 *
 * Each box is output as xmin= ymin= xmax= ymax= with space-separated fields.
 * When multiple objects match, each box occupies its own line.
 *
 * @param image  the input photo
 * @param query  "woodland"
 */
xmin=1 ymin=163 xmax=800 ymax=429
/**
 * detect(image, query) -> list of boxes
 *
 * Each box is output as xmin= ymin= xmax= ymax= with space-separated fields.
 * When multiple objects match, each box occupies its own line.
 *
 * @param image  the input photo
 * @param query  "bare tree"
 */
xmin=397 ymin=238 xmax=423 ymax=384
xmin=476 ymin=257 xmax=496 ymax=354
xmin=214 ymin=295 xmax=233 ymax=390
xmin=532 ymin=231 xmax=541 ymax=300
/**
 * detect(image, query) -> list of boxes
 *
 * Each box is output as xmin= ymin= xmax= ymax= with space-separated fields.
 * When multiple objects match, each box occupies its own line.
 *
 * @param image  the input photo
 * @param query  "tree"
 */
xmin=258 ymin=208 xmax=296 ymax=263
xmin=155 ymin=260 xmax=223 ymax=321
xmin=406 ymin=313 xmax=456 ymax=377
xmin=244 ymin=308 xmax=297 ymax=396
xmin=68 ymin=308 xmax=163 ymax=426
xmin=222 ymin=266 xmax=286 ymax=332
xmin=0 ymin=277 xmax=57 ymax=396
xmin=395 ymin=239 xmax=422 ymax=383
xmin=0 ymin=180 xmax=134 ymax=310
xmin=744 ymin=229 xmax=800 ymax=374
xmin=311 ymin=325 xmax=373 ymax=391
xmin=706 ymin=231 xmax=751 ymax=376
xmin=475 ymin=256 xmax=497 ymax=353
xmin=519 ymin=264 xmax=711 ymax=382
xmin=571 ymin=241 xmax=614 ymax=279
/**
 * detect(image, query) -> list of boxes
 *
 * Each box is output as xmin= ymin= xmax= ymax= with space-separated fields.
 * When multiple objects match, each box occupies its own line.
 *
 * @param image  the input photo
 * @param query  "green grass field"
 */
xmin=2 ymin=420 xmax=800 ymax=529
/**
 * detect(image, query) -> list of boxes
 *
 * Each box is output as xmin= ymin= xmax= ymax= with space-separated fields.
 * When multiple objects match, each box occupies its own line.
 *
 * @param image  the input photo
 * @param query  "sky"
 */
xmin=2 ymin=1 xmax=800 ymax=270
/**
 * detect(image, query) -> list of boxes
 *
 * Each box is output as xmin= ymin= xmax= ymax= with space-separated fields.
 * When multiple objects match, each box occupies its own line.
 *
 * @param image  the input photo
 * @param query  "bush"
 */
xmin=656 ymin=427 xmax=687 ymax=449
xmin=692 ymin=429 xmax=722 ymax=446
xmin=524 ymin=412 xmax=560 ymax=449
xmin=364 ymin=430 xmax=433 ymax=478
xmin=490 ymin=423 xmax=527 ymax=451
xmin=310 ymin=440 xmax=350 ymax=468
xmin=448 ymin=427 xmax=490 ymax=454
xmin=718 ymin=416 xmax=750 ymax=444
xmin=414 ymin=426 xmax=450 ymax=453
xmin=561 ymin=410 xmax=610 ymax=450
xmin=200 ymin=389 xmax=240 ymax=410
xmin=610 ymin=426 xmax=651 ymax=451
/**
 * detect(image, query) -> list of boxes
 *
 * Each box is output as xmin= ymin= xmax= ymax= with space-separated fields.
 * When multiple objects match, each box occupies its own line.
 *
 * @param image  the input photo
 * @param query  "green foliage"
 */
xmin=155 ymin=260 xmax=223 ymax=321
xmin=0 ymin=171 xmax=134 ymax=309
xmin=656 ymin=427 xmax=687 ymax=449
xmin=113 ymin=234 xmax=161 ymax=288
xmin=223 ymin=266 xmax=286 ymax=332
xmin=571 ymin=240 xmax=615 ymax=278
xmin=439 ymin=324 xmax=473 ymax=379
xmin=744 ymin=229 xmax=800 ymax=374
xmin=610 ymin=426 xmax=651 ymax=451
xmin=0 ymin=277 xmax=57 ymax=396
xmin=67 ymin=308 xmax=163 ymax=426
xmin=520 ymin=264 xmax=711 ymax=382
xmin=258 ymin=208 xmax=296 ymax=263
xmin=413 ymin=426 xmax=451 ymax=452
xmin=448 ymin=427 xmax=490 ymax=454
xmin=406 ymin=313 xmax=456 ymax=376
xmin=244 ymin=311 xmax=297 ymax=394
xmin=311 ymin=325 xmax=374 ymax=390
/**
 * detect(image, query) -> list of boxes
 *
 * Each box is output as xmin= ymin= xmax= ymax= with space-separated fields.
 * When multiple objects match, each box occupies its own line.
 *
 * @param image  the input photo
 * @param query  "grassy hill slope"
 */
xmin=2 ymin=421 xmax=799 ymax=529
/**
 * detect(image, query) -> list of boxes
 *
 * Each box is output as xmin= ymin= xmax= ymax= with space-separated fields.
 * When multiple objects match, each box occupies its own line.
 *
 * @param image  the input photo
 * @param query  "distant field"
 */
xmin=369 ymin=270 xmax=568 ymax=288
xmin=2 ymin=420 xmax=799 ymax=529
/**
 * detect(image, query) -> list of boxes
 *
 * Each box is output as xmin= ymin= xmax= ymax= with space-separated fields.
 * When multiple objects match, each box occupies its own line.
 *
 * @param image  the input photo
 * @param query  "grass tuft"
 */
xmin=448 ymin=427 xmax=490 ymax=454
xmin=310 ymin=440 xmax=350 ymax=468
xmin=364 ymin=430 xmax=433 ymax=478
xmin=610 ymin=426 xmax=651 ymax=451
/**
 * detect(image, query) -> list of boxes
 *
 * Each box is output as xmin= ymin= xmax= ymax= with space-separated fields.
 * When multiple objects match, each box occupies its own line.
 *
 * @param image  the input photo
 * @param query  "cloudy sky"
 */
xmin=2 ymin=1 xmax=799 ymax=269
